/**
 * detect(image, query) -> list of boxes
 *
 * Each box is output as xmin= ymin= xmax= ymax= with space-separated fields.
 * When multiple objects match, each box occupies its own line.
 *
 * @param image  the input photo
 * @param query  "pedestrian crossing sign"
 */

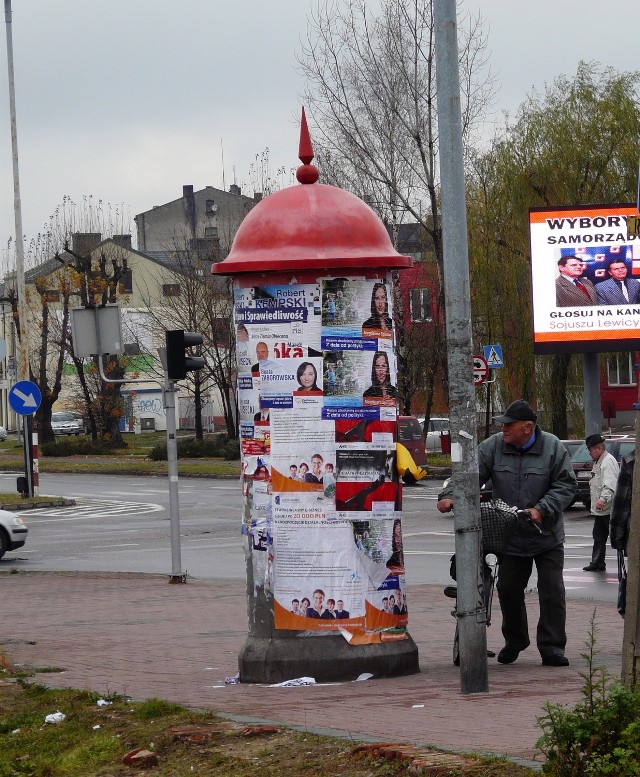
xmin=483 ymin=344 xmax=504 ymax=369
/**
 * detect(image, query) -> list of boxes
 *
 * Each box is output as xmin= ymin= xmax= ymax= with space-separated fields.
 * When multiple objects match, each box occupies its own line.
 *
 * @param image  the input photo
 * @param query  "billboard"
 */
xmin=529 ymin=203 xmax=640 ymax=354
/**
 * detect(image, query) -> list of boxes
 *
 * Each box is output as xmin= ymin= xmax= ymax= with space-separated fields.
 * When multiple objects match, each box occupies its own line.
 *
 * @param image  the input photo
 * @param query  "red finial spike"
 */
xmin=297 ymin=107 xmax=319 ymax=184
xmin=298 ymin=107 xmax=314 ymax=164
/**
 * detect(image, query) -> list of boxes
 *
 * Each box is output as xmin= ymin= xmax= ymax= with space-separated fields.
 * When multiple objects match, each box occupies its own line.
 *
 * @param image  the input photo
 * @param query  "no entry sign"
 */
xmin=473 ymin=354 xmax=489 ymax=386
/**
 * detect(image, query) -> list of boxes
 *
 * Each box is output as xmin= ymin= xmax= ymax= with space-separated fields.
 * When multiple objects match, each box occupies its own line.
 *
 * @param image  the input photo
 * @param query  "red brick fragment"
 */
xmin=122 ymin=748 xmax=158 ymax=767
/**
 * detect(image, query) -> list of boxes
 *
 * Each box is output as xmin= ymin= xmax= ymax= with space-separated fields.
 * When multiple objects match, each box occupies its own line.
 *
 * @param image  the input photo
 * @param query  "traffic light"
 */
xmin=165 ymin=330 xmax=205 ymax=381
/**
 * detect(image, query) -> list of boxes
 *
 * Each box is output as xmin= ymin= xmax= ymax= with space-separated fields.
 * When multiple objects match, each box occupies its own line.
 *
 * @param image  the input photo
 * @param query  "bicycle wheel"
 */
xmin=453 ymin=622 xmax=460 ymax=666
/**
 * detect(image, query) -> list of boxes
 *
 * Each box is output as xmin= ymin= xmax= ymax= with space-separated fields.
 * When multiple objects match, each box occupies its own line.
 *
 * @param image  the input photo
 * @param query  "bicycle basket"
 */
xmin=480 ymin=499 xmax=518 ymax=555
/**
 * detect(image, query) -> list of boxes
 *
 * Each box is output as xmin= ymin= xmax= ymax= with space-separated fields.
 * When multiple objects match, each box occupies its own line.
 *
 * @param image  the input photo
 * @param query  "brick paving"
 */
xmin=1 ymin=570 xmax=624 ymax=769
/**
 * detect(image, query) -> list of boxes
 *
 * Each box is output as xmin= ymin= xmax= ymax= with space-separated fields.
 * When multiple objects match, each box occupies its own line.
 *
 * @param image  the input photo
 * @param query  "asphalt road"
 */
xmin=0 ymin=471 xmax=619 ymax=605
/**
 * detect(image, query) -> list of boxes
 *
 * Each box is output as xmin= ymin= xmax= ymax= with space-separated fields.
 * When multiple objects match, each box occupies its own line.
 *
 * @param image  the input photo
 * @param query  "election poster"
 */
xmin=529 ymin=204 xmax=640 ymax=354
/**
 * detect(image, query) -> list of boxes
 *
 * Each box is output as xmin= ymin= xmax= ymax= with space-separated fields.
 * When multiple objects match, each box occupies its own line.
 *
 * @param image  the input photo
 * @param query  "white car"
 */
xmin=51 ymin=411 xmax=85 ymax=435
xmin=0 ymin=508 xmax=28 ymax=559
xmin=0 ymin=426 xmax=7 ymax=441
xmin=420 ymin=417 xmax=450 ymax=452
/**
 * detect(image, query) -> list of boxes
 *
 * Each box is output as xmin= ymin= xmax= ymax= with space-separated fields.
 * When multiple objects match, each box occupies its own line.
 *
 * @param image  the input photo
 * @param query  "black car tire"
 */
xmin=0 ymin=528 xmax=8 ymax=560
xmin=583 ymin=499 xmax=591 ymax=511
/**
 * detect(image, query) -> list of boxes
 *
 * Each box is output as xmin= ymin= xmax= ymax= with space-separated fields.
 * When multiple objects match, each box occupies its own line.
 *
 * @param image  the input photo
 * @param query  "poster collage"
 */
xmin=235 ymin=274 xmax=408 ymax=641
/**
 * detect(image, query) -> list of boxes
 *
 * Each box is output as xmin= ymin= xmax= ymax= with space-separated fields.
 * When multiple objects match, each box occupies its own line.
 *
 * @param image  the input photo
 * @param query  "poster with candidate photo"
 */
xmin=529 ymin=203 xmax=640 ymax=354
xmin=321 ymin=277 xmax=394 ymax=340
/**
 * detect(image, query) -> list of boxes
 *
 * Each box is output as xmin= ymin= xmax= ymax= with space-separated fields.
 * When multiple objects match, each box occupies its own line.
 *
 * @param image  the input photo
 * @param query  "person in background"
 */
xmin=611 ymin=450 xmax=635 ymax=554
xmin=583 ymin=434 xmax=619 ymax=572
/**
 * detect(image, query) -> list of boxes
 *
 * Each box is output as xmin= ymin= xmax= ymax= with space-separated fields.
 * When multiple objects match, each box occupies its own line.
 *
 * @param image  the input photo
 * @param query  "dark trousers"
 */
xmin=496 ymin=545 xmax=566 ymax=659
xmin=590 ymin=514 xmax=609 ymax=567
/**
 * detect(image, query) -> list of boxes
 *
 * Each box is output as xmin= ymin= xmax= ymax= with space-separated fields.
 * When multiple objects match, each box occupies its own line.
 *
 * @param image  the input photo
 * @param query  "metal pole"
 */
xmin=434 ymin=0 xmax=488 ymax=693
xmin=22 ymin=413 xmax=32 ymax=497
xmin=583 ymin=352 xmax=601 ymax=437
xmin=163 ymin=376 xmax=184 ymax=583
xmin=4 ymin=0 xmax=28 ymax=384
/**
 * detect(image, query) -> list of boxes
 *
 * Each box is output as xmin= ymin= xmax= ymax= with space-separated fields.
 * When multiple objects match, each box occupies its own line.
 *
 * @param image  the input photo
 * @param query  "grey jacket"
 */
xmin=442 ymin=427 xmax=577 ymax=556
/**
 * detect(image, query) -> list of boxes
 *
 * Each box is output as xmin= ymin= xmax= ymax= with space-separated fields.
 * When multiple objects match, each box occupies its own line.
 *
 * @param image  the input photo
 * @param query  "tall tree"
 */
xmin=299 ymin=0 xmax=495 ymax=417
xmin=467 ymin=62 xmax=640 ymax=433
xmin=9 ymin=196 xmax=133 ymax=444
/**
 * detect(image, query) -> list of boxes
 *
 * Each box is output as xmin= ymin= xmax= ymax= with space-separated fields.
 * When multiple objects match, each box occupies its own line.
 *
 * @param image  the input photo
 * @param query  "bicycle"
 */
xmin=444 ymin=503 xmax=535 ymax=666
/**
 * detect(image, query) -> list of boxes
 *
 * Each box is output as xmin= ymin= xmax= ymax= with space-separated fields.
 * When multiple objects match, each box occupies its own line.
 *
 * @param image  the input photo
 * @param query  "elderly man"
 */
xmin=437 ymin=400 xmax=576 ymax=667
xmin=555 ymin=255 xmax=597 ymax=306
xmin=583 ymin=434 xmax=619 ymax=572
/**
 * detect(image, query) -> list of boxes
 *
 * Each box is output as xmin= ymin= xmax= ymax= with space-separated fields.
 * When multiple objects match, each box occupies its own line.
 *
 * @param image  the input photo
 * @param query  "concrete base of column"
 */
xmin=238 ymin=632 xmax=419 ymax=683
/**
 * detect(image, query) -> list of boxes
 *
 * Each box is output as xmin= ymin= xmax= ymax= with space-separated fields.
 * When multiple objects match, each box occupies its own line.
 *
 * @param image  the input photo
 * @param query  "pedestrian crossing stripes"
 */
xmin=22 ymin=498 xmax=164 ymax=521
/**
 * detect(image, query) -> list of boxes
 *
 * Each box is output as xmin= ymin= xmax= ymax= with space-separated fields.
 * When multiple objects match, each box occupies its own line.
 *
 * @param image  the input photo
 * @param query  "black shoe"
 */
xmin=497 ymin=646 xmax=521 ymax=664
xmin=542 ymin=655 xmax=569 ymax=667
xmin=583 ymin=564 xmax=606 ymax=572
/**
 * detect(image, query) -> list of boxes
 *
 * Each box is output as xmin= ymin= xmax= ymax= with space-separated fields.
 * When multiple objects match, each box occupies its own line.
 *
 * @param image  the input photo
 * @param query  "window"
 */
xmin=162 ymin=284 xmax=181 ymax=297
xmin=410 ymin=288 xmax=431 ymax=322
xmin=120 ymin=270 xmax=133 ymax=294
xmin=607 ymin=352 xmax=636 ymax=386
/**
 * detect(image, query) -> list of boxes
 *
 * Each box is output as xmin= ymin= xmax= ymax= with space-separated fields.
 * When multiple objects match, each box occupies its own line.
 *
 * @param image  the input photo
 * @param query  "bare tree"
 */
xmin=7 ymin=196 xmax=133 ymax=444
xmin=299 ymin=0 xmax=495 ymax=416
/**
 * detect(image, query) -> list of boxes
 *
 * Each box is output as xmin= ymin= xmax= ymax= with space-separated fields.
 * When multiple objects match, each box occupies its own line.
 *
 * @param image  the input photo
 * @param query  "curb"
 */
xmin=1 ymin=498 xmax=76 ymax=511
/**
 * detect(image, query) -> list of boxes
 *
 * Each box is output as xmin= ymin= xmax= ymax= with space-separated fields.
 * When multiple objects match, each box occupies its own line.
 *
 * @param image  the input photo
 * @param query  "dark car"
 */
xmin=571 ymin=436 xmax=635 ymax=510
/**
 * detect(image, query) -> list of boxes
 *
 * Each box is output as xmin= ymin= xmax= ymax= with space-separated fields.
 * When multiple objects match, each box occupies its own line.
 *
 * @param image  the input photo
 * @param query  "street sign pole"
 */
xmin=435 ymin=0 xmax=488 ymax=694
xmin=8 ymin=379 xmax=41 ymax=499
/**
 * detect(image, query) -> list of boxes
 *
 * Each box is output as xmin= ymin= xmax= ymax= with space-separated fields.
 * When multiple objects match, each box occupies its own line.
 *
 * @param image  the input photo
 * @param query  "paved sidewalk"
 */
xmin=1 ymin=570 xmax=623 ymax=769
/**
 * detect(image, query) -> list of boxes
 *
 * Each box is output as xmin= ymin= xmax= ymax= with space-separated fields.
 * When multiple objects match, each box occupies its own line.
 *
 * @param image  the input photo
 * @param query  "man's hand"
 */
xmin=524 ymin=507 xmax=543 ymax=526
xmin=595 ymin=497 xmax=606 ymax=511
xmin=437 ymin=498 xmax=454 ymax=513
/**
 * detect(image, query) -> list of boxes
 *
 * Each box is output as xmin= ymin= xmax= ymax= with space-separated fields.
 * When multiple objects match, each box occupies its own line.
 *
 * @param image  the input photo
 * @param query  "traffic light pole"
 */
xmin=163 ymin=378 xmax=184 ymax=583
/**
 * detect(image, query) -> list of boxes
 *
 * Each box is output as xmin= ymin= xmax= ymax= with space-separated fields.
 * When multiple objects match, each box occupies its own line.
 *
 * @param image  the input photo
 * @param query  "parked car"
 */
xmin=397 ymin=415 xmax=428 ymax=468
xmin=571 ymin=436 xmax=635 ymax=510
xmin=0 ymin=509 xmax=28 ymax=559
xmin=51 ymin=411 xmax=85 ymax=435
xmin=560 ymin=439 xmax=583 ymax=460
xmin=0 ymin=425 xmax=7 ymax=441
xmin=419 ymin=417 xmax=450 ymax=452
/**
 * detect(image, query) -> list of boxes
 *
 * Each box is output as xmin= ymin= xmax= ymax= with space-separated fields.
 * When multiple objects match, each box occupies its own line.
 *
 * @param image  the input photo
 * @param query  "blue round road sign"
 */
xmin=9 ymin=380 xmax=42 ymax=415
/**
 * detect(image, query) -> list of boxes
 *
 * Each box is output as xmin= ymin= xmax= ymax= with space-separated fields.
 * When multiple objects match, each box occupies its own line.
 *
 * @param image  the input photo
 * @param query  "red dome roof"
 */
xmin=212 ymin=182 xmax=412 ymax=275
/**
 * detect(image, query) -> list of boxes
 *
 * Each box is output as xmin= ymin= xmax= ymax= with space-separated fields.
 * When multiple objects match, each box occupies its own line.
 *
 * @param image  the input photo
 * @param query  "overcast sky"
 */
xmin=0 ymin=0 xmax=637 ymax=255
